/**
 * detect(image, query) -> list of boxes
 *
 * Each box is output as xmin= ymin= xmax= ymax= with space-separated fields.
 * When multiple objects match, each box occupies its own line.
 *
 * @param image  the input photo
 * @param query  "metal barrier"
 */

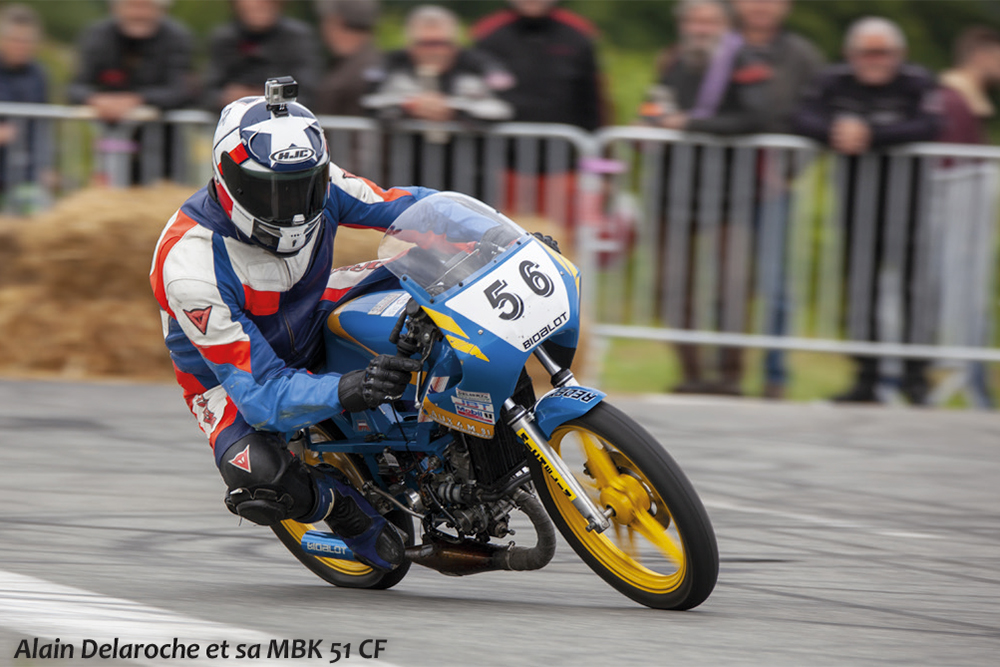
xmin=0 ymin=103 xmax=597 ymax=223
xmin=588 ymin=127 xmax=1000 ymax=401
xmin=4 ymin=101 xmax=999 ymax=400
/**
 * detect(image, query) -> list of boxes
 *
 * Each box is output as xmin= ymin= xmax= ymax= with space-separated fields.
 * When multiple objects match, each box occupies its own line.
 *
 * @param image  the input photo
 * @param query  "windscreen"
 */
xmin=378 ymin=192 xmax=528 ymax=294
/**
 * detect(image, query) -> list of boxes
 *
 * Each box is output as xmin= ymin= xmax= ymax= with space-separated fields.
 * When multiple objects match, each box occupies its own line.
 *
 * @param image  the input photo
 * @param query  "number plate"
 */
xmin=446 ymin=242 xmax=571 ymax=351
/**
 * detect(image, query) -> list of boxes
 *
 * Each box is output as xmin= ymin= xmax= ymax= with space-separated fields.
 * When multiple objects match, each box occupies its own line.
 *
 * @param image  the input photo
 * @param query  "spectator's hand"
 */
xmin=403 ymin=92 xmax=455 ymax=122
xmin=830 ymin=117 xmax=872 ymax=155
xmin=220 ymin=84 xmax=260 ymax=108
xmin=0 ymin=122 xmax=16 ymax=145
xmin=88 ymin=93 xmax=145 ymax=123
xmin=660 ymin=113 xmax=689 ymax=131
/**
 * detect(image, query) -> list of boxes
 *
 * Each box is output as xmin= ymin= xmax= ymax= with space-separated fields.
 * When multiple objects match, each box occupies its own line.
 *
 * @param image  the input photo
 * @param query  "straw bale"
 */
xmin=0 ymin=188 xmax=590 ymax=391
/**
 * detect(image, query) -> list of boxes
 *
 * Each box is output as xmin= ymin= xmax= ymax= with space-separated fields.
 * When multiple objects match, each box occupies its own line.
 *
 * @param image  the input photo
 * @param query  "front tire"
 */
xmin=527 ymin=402 xmax=718 ymax=609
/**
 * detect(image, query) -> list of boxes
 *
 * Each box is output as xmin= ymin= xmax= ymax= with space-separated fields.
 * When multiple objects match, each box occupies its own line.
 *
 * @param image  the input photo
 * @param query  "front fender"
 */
xmin=533 ymin=386 xmax=606 ymax=438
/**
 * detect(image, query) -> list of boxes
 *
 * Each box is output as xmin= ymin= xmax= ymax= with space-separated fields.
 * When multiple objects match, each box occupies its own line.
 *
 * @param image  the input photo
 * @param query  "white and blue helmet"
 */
xmin=212 ymin=87 xmax=330 ymax=255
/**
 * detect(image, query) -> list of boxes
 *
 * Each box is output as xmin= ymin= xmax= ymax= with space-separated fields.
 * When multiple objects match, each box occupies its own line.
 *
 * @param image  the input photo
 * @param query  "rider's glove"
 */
xmin=532 ymin=232 xmax=561 ymax=254
xmin=338 ymin=355 xmax=423 ymax=413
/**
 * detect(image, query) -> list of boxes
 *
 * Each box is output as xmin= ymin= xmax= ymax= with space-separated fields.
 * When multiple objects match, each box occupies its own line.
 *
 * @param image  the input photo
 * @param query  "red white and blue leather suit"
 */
xmin=150 ymin=171 xmax=433 ymax=467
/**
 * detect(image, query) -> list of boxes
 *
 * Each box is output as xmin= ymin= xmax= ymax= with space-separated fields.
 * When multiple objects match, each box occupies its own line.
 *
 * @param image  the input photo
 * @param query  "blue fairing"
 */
xmin=534 ymin=385 xmax=607 ymax=438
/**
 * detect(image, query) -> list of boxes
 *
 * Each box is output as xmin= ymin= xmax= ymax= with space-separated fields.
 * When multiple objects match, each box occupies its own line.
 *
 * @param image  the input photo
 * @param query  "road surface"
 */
xmin=0 ymin=379 xmax=997 ymax=666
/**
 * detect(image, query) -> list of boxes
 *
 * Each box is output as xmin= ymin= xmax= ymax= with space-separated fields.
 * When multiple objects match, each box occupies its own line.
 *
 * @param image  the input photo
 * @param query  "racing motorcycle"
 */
xmin=275 ymin=192 xmax=718 ymax=610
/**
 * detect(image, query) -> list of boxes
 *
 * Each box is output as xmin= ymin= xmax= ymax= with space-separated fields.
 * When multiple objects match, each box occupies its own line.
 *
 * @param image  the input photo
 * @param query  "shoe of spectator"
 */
xmin=706 ymin=381 xmax=743 ymax=397
xmin=671 ymin=380 xmax=715 ymax=394
xmin=832 ymin=384 xmax=878 ymax=403
xmin=901 ymin=379 xmax=929 ymax=406
xmin=763 ymin=383 xmax=785 ymax=400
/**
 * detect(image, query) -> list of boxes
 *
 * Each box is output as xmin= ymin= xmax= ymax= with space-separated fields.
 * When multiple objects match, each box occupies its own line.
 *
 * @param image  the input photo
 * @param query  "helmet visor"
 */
xmin=221 ymin=153 xmax=329 ymax=226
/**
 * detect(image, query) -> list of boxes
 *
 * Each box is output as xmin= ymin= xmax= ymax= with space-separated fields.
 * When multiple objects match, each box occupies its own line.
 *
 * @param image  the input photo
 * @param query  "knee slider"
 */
xmin=219 ymin=434 xmax=315 ymax=526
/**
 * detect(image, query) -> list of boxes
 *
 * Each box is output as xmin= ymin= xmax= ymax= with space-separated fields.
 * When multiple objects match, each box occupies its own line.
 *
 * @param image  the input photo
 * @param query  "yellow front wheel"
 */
xmin=528 ymin=403 xmax=718 ymax=610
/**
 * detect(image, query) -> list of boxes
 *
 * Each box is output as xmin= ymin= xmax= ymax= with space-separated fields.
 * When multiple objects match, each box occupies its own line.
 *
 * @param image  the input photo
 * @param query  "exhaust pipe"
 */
xmin=405 ymin=489 xmax=556 ymax=576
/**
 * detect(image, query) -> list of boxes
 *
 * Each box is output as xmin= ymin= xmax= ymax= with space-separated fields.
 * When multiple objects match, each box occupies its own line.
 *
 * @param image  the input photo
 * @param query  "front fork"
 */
xmin=503 ymin=348 xmax=613 ymax=534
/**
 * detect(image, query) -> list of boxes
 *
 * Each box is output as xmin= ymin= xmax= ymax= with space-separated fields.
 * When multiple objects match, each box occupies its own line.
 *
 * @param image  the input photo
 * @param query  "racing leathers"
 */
xmin=150 ymin=168 xmax=433 ymax=468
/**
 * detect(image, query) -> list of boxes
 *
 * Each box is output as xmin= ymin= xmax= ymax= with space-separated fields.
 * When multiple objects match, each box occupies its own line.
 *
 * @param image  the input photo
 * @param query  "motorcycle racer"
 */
xmin=150 ymin=78 xmax=426 ymax=572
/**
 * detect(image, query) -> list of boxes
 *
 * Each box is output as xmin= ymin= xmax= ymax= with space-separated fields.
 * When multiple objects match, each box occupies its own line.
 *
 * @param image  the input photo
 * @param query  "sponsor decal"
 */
xmin=228 ymin=444 xmax=252 ymax=473
xmin=304 ymin=539 xmax=351 ymax=557
xmin=353 ymin=416 xmax=371 ymax=433
xmin=451 ymin=397 xmax=495 ymax=425
xmin=269 ymin=146 xmax=316 ymax=164
xmin=516 ymin=428 xmax=576 ymax=501
xmin=421 ymin=397 xmax=494 ymax=438
xmin=455 ymin=388 xmax=492 ymax=403
xmin=550 ymin=387 xmax=601 ymax=403
xmin=428 ymin=376 xmax=450 ymax=394
xmin=195 ymin=395 xmax=217 ymax=428
xmin=381 ymin=293 xmax=411 ymax=318
xmin=367 ymin=292 xmax=403 ymax=316
xmin=521 ymin=311 xmax=569 ymax=350
xmin=183 ymin=306 xmax=212 ymax=335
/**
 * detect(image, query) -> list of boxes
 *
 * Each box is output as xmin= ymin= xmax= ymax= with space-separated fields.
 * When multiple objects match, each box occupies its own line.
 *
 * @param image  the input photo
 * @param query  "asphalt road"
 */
xmin=0 ymin=379 xmax=998 ymax=666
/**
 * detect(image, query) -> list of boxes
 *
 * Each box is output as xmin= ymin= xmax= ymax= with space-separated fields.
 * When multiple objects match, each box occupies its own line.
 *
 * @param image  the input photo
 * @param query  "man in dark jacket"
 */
xmin=68 ymin=0 xmax=194 ymax=185
xmin=731 ymin=0 xmax=824 ymax=134
xmin=651 ymin=0 xmax=767 ymax=135
xmin=314 ymin=0 xmax=381 ymax=118
xmin=0 ymin=4 xmax=50 ymax=209
xmin=68 ymin=0 xmax=193 ymax=119
xmin=726 ymin=0 xmax=825 ymax=399
xmin=472 ymin=0 xmax=605 ymax=131
xmin=205 ymin=0 xmax=321 ymax=111
xmin=795 ymin=17 xmax=942 ymax=404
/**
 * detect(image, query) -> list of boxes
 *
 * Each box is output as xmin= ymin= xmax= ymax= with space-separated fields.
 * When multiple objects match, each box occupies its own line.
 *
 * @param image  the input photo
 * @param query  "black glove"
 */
xmin=339 ymin=354 xmax=423 ymax=413
xmin=532 ymin=232 xmax=561 ymax=254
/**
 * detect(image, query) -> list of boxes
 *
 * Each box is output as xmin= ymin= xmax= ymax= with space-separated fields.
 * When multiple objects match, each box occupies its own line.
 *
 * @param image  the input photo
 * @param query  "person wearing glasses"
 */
xmin=362 ymin=5 xmax=513 ymax=124
xmin=795 ymin=17 xmax=942 ymax=405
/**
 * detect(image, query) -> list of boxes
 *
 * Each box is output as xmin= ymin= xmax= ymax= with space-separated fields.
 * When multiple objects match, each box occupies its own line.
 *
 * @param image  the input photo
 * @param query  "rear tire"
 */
xmin=527 ymin=402 xmax=718 ymax=609
xmin=271 ymin=431 xmax=414 ymax=590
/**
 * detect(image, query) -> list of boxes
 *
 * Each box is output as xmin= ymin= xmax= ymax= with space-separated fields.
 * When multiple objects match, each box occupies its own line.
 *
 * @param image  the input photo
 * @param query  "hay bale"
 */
xmin=0 ymin=185 xmax=193 ymax=380
xmin=0 ymin=189 xmax=592 ymax=387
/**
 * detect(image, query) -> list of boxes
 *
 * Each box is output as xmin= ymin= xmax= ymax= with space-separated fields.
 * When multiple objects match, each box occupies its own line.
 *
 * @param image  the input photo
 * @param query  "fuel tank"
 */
xmin=323 ymin=290 xmax=411 ymax=375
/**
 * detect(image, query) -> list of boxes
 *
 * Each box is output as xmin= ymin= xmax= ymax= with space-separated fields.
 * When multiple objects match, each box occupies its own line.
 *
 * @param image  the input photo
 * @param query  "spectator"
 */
xmin=643 ymin=0 xmax=764 ymax=396
xmin=363 ymin=5 xmax=513 ymax=123
xmin=931 ymin=27 xmax=1000 ymax=407
xmin=204 ymin=0 xmax=321 ymax=111
xmin=68 ymin=0 xmax=193 ymax=120
xmin=0 ymin=4 xmax=51 ymax=212
xmin=67 ymin=0 xmax=194 ymax=186
xmin=795 ymin=17 xmax=941 ymax=404
xmin=731 ymin=0 xmax=823 ymax=134
xmin=314 ymin=0 xmax=381 ymax=117
xmin=647 ymin=0 xmax=765 ymax=135
xmin=938 ymin=27 xmax=1000 ymax=144
xmin=472 ymin=0 xmax=606 ymax=131
xmin=730 ymin=0 xmax=825 ymax=399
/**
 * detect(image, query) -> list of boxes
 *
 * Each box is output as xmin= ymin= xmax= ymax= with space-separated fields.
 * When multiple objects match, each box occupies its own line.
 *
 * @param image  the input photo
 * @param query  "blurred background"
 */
xmin=2 ymin=0 xmax=1000 ymax=408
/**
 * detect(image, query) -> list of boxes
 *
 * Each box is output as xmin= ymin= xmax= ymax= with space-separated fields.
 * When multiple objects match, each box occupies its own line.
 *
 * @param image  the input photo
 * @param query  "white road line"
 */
xmin=0 ymin=570 xmax=404 ymax=666
xmin=703 ymin=498 xmax=943 ymax=540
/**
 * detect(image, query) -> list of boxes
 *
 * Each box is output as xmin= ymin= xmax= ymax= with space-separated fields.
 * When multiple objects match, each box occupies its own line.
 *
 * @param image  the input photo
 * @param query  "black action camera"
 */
xmin=265 ymin=76 xmax=299 ymax=113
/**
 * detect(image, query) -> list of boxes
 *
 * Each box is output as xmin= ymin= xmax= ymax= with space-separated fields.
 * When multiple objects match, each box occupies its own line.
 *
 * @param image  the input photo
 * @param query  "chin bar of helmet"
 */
xmin=265 ymin=76 xmax=299 ymax=117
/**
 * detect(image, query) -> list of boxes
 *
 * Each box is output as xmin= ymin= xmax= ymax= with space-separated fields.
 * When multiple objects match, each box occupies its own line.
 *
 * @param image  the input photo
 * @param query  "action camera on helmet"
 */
xmin=265 ymin=76 xmax=299 ymax=112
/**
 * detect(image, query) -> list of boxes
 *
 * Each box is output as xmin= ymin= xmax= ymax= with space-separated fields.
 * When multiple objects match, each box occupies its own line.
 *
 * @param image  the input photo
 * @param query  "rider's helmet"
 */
xmin=212 ymin=77 xmax=330 ymax=255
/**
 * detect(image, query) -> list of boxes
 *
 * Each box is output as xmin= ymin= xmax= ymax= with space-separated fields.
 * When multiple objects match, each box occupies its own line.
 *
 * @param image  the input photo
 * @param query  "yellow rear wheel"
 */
xmin=529 ymin=403 xmax=717 ymax=609
xmin=270 ymin=428 xmax=414 ymax=589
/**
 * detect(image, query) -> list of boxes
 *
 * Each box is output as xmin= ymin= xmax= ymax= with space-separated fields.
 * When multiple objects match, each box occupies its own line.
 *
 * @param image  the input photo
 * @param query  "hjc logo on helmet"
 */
xmin=270 ymin=147 xmax=316 ymax=165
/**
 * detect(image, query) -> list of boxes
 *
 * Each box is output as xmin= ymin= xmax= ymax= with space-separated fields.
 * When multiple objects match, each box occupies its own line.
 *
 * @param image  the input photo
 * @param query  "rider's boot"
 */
xmin=301 ymin=466 xmax=406 ymax=572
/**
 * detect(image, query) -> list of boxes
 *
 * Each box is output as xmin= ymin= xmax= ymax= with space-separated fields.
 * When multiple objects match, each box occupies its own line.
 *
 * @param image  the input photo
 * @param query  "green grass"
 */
xmin=600 ymin=337 xmax=856 ymax=401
